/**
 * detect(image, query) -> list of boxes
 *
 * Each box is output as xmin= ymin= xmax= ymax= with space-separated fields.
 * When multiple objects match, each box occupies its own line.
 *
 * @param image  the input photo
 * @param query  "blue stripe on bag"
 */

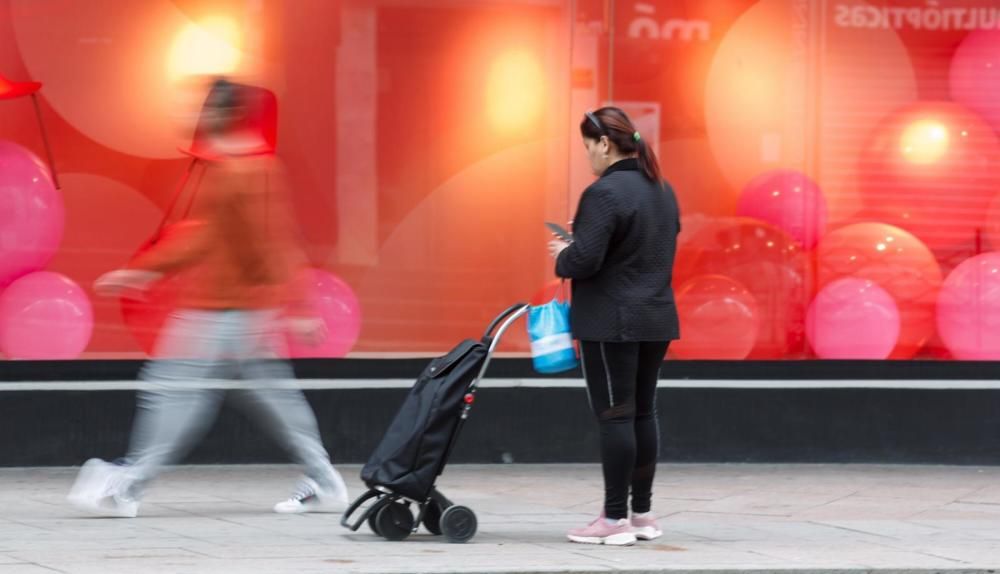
xmin=527 ymin=299 xmax=579 ymax=373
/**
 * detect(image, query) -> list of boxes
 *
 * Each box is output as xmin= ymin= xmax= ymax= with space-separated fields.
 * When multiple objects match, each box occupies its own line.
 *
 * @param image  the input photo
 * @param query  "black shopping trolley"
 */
xmin=340 ymin=303 xmax=529 ymax=543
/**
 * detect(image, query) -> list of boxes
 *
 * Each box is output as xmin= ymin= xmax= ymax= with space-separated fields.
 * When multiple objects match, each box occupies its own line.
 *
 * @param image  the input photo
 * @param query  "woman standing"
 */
xmin=549 ymin=107 xmax=681 ymax=546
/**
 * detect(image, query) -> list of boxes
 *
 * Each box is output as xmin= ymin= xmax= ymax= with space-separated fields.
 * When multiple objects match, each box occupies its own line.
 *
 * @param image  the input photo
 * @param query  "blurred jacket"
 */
xmin=129 ymin=155 xmax=309 ymax=314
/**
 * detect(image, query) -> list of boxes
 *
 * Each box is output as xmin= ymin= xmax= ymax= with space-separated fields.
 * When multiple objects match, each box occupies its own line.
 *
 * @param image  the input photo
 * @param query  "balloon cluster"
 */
xmin=0 ymin=141 xmax=92 ymax=359
xmin=532 ymin=12 xmax=1000 ymax=361
xmin=0 ymin=137 xmax=363 ymax=360
xmin=678 ymin=22 xmax=1000 ymax=360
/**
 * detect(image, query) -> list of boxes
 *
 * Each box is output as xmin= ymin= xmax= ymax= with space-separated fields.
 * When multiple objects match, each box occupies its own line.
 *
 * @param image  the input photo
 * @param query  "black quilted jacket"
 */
xmin=555 ymin=158 xmax=681 ymax=342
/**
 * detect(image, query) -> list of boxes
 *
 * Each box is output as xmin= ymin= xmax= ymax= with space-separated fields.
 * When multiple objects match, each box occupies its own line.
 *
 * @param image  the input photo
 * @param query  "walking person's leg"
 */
xmin=68 ymin=311 xmax=232 ymax=517
xmin=629 ymin=340 xmax=669 ymax=540
xmin=225 ymin=310 xmax=348 ymax=513
xmin=566 ymin=340 xmax=641 ymax=546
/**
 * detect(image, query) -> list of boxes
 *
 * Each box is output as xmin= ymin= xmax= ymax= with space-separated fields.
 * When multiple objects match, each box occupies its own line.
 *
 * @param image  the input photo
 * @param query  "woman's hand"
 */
xmin=286 ymin=316 xmax=328 ymax=346
xmin=548 ymin=239 xmax=570 ymax=259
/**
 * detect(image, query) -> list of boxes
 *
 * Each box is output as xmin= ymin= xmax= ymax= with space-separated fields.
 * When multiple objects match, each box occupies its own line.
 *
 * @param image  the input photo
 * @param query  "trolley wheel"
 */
xmin=422 ymin=499 xmax=445 ymax=535
xmin=367 ymin=496 xmax=392 ymax=536
xmin=375 ymin=501 xmax=414 ymax=541
xmin=440 ymin=505 xmax=477 ymax=543
xmin=367 ymin=511 xmax=382 ymax=537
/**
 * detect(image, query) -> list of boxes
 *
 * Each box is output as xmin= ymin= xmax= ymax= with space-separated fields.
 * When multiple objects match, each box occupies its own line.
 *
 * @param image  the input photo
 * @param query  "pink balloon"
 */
xmin=0 ymin=141 xmax=64 ymax=287
xmin=736 ymin=169 xmax=827 ymax=248
xmin=857 ymin=101 xmax=1000 ymax=255
xmin=285 ymin=269 xmax=361 ymax=358
xmin=806 ymin=278 xmax=900 ymax=359
xmin=950 ymin=29 xmax=1000 ymax=135
xmin=0 ymin=271 xmax=93 ymax=359
xmin=815 ymin=222 xmax=941 ymax=359
xmin=936 ymin=252 xmax=1000 ymax=360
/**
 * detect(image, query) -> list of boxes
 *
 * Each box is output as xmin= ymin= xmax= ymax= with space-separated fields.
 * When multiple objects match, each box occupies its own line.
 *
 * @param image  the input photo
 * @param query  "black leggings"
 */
xmin=579 ymin=340 xmax=670 ymax=520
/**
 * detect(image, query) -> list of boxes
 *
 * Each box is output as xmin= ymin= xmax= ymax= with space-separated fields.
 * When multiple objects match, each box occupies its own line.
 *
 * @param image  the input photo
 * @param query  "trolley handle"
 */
xmin=436 ymin=303 xmax=530 ymax=482
xmin=468 ymin=303 xmax=529 ymax=393
xmin=482 ymin=302 xmax=529 ymax=341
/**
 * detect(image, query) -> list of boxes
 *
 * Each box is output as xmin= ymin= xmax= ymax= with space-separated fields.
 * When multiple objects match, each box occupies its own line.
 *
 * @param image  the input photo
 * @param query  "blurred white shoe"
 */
xmin=273 ymin=472 xmax=349 ymax=514
xmin=67 ymin=458 xmax=139 ymax=518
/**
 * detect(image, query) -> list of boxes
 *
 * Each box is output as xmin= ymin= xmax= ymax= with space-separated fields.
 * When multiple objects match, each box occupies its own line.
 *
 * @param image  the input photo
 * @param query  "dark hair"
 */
xmin=205 ymin=78 xmax=244 ymax=109
xmin=580 ymin=106 xmax=663 ymax=183
xmin=202 ymin=78 xmax=245 ymax=135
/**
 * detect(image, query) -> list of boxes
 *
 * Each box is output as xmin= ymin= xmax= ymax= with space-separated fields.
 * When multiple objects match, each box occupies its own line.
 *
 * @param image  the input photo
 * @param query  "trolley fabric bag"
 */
xmin=360 ymin=339 xmax=488 ymax=500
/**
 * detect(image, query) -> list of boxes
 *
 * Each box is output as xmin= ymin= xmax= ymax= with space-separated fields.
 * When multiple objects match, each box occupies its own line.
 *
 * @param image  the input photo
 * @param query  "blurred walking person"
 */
xmin=68 ymin=79 xmax=348 ymax=517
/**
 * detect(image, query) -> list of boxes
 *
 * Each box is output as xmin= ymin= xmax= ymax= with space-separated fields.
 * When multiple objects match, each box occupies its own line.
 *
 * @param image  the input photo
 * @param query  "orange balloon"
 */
xmin=672 ymin=275 xmax=759 ymax=360
xmin=858 ymin=101 xmax=1000 ymax=256
xmin=815 ymin=222 xmax=942 ymax=359
xmin=675 ymin=217 xmax=811 ymax=358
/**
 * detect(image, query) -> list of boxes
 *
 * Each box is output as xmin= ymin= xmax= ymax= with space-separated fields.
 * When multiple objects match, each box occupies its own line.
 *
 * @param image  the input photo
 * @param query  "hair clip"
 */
xmin=585 ymin=111 xmax=604 ymax=134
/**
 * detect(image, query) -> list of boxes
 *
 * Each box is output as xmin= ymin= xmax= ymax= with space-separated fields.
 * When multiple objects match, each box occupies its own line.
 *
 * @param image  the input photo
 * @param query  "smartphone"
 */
xmin=545 ymin=221 xmax=573 ymax=241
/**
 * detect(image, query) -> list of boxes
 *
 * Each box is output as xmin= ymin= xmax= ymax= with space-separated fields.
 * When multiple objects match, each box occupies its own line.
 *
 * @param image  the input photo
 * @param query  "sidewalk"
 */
xmin=0 ymin=464 xmax=998 ymax=573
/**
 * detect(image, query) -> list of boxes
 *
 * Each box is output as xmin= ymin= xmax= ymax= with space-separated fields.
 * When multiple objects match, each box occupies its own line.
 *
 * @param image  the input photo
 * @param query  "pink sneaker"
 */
xmin=631 ymin=513 xmax=662 ymax=541
xmin=567 ymin=516 xmax=637 ymax=546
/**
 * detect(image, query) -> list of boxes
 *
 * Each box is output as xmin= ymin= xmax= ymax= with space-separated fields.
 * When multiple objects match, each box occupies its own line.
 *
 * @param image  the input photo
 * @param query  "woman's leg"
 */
xmin=579 ymin=340 xmax=641 ymax=521
xmin=630 ymin=341 xmax=669 ymax=514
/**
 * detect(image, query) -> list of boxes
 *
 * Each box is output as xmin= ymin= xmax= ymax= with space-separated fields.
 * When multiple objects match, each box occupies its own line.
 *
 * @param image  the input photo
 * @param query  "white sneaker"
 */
xmin=67 ymin=458 xmax=139 ymax=518
xmin=273 ymin=472 xmax=349 ymax=514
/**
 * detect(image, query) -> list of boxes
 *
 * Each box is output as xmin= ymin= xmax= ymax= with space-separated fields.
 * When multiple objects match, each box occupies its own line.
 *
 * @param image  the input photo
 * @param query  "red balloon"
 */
xmin=674 ymin=217 xmax=811 ymax=358
xmin=120 ymin=275 xmax=182 ymax=356
xmin=815 ymin=222 xmax=942 ymax=359
xmin=119 ymin=221 xmax=203 ymax=356
xmin=858 ymin=101 xmax=1000 ymax=256
xmin=671 ymin=275 xmax=759 ymax=360
xmin=736 ymin=169 xmax=827 ymax=249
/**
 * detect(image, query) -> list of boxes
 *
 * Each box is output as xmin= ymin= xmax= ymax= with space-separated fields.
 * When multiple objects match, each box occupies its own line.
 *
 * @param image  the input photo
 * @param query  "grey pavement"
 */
xmin=0 ymin=464 xmax=998 ymax=573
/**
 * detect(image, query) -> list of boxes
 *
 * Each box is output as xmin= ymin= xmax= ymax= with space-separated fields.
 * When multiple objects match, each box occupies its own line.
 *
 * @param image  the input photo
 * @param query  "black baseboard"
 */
xmin=3 ymin=387 xmax=999 ymax=467
xmin=5 ymin=357 xmax=1000 ymax=381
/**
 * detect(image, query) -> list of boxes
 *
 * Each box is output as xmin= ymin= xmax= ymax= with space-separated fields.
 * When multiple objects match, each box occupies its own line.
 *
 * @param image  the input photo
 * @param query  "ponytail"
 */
xmin=635 ymin=133 xmax=663 ymax=184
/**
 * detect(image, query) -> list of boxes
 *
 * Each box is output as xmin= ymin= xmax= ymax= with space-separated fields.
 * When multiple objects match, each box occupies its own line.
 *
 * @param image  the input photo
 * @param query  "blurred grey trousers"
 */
xmin=121 ymin=309 xmax=337 ymax=494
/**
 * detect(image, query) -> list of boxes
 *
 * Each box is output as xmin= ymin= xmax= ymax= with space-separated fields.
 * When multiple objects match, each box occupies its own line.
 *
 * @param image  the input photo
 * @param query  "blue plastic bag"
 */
xmin=527 ymin=298 xmax=579 ymax=373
